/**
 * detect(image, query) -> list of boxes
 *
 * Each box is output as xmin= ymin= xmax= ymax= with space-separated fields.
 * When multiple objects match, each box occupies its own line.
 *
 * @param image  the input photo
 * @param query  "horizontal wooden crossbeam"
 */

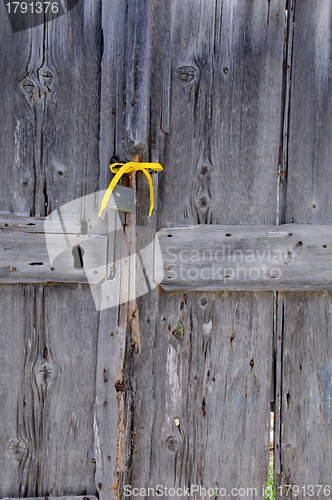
xmin=155 ymin=224 xmax=332 ymax=291
xmin=4 ymin=215 xmax=332 ymax=291
xmin=0 ymin=213 xmax=107 ymax=284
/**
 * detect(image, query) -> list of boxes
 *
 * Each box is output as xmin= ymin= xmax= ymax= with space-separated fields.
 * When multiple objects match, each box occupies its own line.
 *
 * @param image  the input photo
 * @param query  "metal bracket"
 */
xmin=106 ymin=185 xmax=134 ymax=212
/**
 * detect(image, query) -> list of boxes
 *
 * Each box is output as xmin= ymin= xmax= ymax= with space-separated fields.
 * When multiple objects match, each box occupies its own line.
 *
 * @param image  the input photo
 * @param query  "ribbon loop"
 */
xmin=98 ymin=162 xmax=163 ymax=217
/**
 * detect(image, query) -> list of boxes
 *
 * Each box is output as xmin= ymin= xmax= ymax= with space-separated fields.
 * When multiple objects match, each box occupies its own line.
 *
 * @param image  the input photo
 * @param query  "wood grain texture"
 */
xmin=93 ymin=0 xmax=151 ymax=497
xmin=126 ymin=290 xmax=274 ymax=495
xmin=156 ymin=224 xmax=332 ymax=291
xmin=0 ymin=231 xmax=107 ymax=284
xmin=275 ymin=293 xmax=332 ymax=491
xmin=0 ymin=213 xmax=81 ymax=234
xmin=122 ymin=0 xmax=285 ymax=497
xmin=0 ymin=285 xmax=99 ymax=498
xmin=0 ymin=0 xmax=102 ymax=218
xmin=284 ymin=0 xmax=332 ymax=225
xmin=0 ymin=1 xmax=112 ymax=497
xmin=93 ymin=311 xmax=127 ymax=500
xmin=155 ymin=0 xmax=284 ymax=228
xmin=275 ymin=0 xmax=332 ymax=493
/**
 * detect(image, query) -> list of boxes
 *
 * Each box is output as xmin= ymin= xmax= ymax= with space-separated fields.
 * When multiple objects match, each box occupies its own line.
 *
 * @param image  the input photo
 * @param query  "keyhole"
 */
xmin=72 ymin=245 xmax=85 ymax=269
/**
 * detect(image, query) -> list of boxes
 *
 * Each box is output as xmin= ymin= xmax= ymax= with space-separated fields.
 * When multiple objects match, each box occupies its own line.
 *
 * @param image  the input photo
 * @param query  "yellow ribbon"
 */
xmin=98 ymin=162 xmax=163 ymax=217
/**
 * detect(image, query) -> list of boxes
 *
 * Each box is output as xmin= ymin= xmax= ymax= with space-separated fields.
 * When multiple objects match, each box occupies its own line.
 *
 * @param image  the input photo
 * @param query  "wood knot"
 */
xmin=165 ymin=435 xmax=181 ymax=453
xmin=20 ymin=172 xmax=33 ymax=188
xmin=20 ymin=65 xmax=54 ymax=102
xmin=198 ymin=196 xmax=209 ymax=212
xmin=8 ymin=439 xmax=29 ymax=463
xmin=198 ymin=164 xmax=212 ymax=181
xmin=177 ymin=65 xmax=198 ymax=86
xmin=36 ymin=362 xmax=54 ymax=386
xmin=193 ymin=188 xmax=212 ymax=223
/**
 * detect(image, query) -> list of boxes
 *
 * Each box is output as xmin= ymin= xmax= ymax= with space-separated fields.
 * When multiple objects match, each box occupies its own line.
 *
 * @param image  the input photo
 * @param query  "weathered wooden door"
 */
xmin=2 ymin=0 xmax=332 ymax=499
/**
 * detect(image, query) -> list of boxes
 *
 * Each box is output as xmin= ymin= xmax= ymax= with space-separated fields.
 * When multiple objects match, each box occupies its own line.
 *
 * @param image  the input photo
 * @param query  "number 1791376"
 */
xmin=5 ymin=2 xmax=59 ymax=14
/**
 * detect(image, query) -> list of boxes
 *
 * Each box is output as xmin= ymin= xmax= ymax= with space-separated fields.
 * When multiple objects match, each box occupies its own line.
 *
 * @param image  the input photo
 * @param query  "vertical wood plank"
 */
xmin=0 ymin=0 xmax=102 ymax=218
xmin=276 ymin=0 xmax=332 ymax=492
xmin=123 ymin=0 xmax=285 ymax=497
xmin=0 ymin=4 xmax=35 ymax=215
xmin=276 ymin=292 xmax=332 ymax=490
xmin=94 ymin=308 xmax=126 ymax=500
xmin=42 ymin=1 xmax=102 ymax=215
xmin=0 ymin=1 xmax=106 ymax=497
xmin=0 ymin=285 xmax=99 ymax=497
xmin=94 ymin=0 xmax=154 ymax=497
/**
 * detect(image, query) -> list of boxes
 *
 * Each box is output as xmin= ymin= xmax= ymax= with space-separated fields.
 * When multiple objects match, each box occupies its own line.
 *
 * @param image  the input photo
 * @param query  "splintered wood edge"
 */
xmin=0 ymin=212 xmax=81 ymax=234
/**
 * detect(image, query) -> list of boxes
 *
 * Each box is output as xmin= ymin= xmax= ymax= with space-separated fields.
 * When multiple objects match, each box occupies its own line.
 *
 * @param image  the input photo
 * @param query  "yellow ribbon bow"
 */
xmin=98 ymin=162 xmax=163 ymax=217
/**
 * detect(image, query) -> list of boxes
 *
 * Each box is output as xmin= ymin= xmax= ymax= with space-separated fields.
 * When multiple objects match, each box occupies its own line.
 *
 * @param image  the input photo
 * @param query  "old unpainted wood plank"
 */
xmin=155 ymin=2 xmax=284 ymax=228
xmin=156 ymin=224 xmax=332 ymax=291
xmin=93 ymin=311 xmax=126 ymax=500
xmin=0 ymin=0 xmax=102 ymax=214
xmin=128 ymin=290 xmax=274 ymax=496
xmin=0 ymin=231 xmax=107 ymax=284
xmin=0 ymin=2 xmax=36 ymax=215
xmin=0 ymin=285 xmax=99 ymax=498
xmin=275 ymin=0 xmax=332 ymax=493
xmin=275 ymin=292 xmax=332 ymax=490
xmin=123 ymin=0 xmax=285 ymax=497
xmin=0 ymin=0 xmax=106 ymax=497
xmin=92 ymin=0 xmax=151 ymax=497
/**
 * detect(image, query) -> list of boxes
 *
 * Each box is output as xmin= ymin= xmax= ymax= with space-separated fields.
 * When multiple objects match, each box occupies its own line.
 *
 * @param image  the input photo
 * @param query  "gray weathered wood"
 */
xmin=0 ymin=0 xmax=112 ymax=497
xmin=275 ymin=292 xmax=332 ymax=491
xmin=0 ymin=230 xmax=107 ymax=284
xmin=92 ymin=0 xmax=149 ymax=496
xmin=156 ymin=224 xmax=332 ymax=291
xmin=6 ymin=0 xmax=330 ymax=498
xmin=130 ymin=290 xmax=274 ymax=495
xmin=274 ymin=0 xmax=332 ymax=494
xmin=0 ymin=213 xmax=81 ymax=233
xmin=0 ymin=285 xmax=99 ymax=497
xmin=124 ymin=0 xmax=285 ymax=498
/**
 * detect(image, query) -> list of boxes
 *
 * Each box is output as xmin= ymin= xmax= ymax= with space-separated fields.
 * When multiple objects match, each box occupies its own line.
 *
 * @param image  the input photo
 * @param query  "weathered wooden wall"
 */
xmin=1 ymin=0 xmax=331 ymax=499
